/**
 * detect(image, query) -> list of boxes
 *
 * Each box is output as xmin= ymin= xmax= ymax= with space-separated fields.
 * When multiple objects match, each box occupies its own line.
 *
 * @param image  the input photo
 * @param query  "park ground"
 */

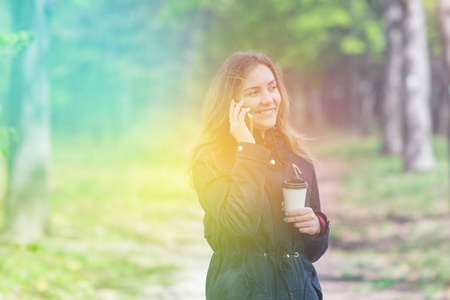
xmin=0 ymin=122 xmax=449 ymax=300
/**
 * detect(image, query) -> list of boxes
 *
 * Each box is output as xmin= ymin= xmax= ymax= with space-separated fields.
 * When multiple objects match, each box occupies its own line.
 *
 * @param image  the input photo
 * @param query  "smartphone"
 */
xmin=245 ymin=112 xmax=253 ymax=136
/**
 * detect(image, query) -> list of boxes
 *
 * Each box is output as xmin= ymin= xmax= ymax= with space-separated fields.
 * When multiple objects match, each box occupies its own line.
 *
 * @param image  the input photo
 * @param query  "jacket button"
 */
xmin=269 ymin=159 xmax=276 ymax=165
xmin=237 ymin=145 xmax=243 ymax=152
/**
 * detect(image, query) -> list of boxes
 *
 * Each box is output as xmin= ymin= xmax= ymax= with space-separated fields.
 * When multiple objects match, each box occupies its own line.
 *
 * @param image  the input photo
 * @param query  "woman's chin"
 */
xmin=254 ymin=119 xmax=277 ymax=131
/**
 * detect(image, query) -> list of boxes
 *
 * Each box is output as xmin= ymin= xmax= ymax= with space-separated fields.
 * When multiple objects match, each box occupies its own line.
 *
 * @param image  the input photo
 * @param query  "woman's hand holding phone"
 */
xmin=229 ymin=100 xmax=255 ymax=144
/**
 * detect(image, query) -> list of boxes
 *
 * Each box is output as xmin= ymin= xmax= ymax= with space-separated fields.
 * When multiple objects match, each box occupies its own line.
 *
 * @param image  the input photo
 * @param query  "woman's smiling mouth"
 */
xmin=256 ymin=108 xmax=276 ymax=116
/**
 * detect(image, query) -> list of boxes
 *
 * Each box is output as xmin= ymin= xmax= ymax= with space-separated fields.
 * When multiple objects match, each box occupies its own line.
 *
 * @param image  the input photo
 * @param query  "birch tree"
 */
xmin=402 ymin=0 xmax=436 ymax=171
xmin=5 ymin=0 xmax=51 ymax=241
xmin=437 ymin=0 xmax=450 ymax=117
xmin=381 ymin=0 xmax=404 ymax=155
xmin=437 ymin=0 xmax=450 ymax=191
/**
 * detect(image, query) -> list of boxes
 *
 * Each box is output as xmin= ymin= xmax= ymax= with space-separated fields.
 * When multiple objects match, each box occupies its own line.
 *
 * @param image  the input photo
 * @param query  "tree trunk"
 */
xmin=358 ymin=79 xmax=375 ymax=136
xmin=437 ymin=0 xmax=450 ymax=204
xmin=402 ymin=0 xmax=436 ymax=171
xmin=431 ymin=56 xmax=448 ymax=134
xmin=358 ymin=52 xmax=376 ymax=136
xmin=438 ymin=0 xmax=450 ymax=75
xmin=381 ymin=0 xmax=404 ymax=155
xmin=5 ymin=0 xmax=51 ymax=242
xmin=438 ymin=0 xmax=450 ymax=137
xmin=346 ymin=55 xmax=359 ymax=131
xmin=430 ymin=56 xmax=449 ymax=135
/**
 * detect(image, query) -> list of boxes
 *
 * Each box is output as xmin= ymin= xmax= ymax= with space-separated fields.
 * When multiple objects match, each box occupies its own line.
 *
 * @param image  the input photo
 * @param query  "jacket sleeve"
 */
xmin=304 ymin=164 xmax=330 ymax=262
xmin=305 ymin=212 xmax=330 ymax=262
xmin=192 ymin=143 xmax=270 ymax=237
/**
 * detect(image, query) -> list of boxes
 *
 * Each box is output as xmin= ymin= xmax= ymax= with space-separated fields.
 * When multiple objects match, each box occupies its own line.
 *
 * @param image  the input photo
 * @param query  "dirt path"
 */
xmin=139 ymin=219 xmax=211 ymax=300
xmin=314 ymin=157 xmax=426 ymax=300
xmin=141 ymin=242 xmax=211 ymax=300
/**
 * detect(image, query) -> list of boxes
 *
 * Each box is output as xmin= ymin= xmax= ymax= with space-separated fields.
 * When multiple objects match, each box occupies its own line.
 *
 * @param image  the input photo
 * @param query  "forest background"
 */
xmin=0 ymin=0 xmax=449 ymax=299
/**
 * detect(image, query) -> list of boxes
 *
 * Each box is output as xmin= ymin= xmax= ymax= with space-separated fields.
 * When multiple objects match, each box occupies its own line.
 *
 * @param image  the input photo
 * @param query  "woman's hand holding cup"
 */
xmin=283 ymin=206 xmax=321 ymax=237
xmin=229 ymin=100 xmax=255 ymax=144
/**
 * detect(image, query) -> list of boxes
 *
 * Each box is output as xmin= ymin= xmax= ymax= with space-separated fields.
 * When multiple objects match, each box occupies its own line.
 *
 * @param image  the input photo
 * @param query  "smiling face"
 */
xmin=238 ymin=64 xmax=282 ymax=131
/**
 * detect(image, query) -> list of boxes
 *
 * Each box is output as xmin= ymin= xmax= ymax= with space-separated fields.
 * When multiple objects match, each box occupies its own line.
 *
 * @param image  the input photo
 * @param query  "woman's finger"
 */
xmin=231 ymin=102 xmax=240 ymax=126
xmin=229 ymin=99 xmax=235 ymax=115
xmin=232 ymin=100 xmax=244 ymax=124
xmin=231 ymin=99 xmax=245 ymax=124
xmin=286 ymin=207 xmax=314 ymax=217
xmin=298 ymin=226 xmax=316 ymax=234
xmin=284 ymin=214 xmax=313 ymax=223
xmin=238 ymin=107 xmax=251 ymax=122
xmin=234 ymin=99 xmax=244 ymax=115
xmin=292 ymin=221 xmax=314 ymax=228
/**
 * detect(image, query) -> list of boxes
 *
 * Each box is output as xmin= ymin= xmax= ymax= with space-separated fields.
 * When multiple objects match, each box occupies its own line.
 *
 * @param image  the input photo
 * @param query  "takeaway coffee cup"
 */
xmin=282 ymin=178 xmax=308 ymax=212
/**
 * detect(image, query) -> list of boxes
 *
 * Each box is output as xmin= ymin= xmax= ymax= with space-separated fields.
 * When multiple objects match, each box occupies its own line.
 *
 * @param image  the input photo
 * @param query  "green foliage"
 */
xmin=0 ymin=0 xmax=388 ymax=139
xmin=0 ymin=107 xmax=6 ymax=157
xmin=340 ymin=36 xmax=366 ymax=55
xmin=0 ymin=30 xmax=33 ymax=158
xmin=49 ymin=0 xmax=189 ymax=137
xmin=364 ymin=20 xmax=385 ymax=55
xmin=0 ymin=31 xmax=34 ymax=53
xmin=0 ymin=106 xmax=2 ymax=155
xmin=0 ymin=127 xmax=17 ymax=157
xmin=155 ymin=0 xmax=384 ymax=74
xmin=0 ymin=105 xmax=18 ymax=157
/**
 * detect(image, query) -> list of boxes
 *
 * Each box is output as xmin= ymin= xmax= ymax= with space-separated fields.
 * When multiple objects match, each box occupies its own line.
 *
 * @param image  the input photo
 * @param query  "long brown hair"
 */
xmin=188 ymin=51 xmax=314 ymax=177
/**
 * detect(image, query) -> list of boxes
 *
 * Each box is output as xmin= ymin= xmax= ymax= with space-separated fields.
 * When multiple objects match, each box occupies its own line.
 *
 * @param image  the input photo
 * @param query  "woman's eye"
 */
xmin=269 ymin=85 xmax=277 ymax=91
xmin=246 ymin=91 xmax=258 ymax=97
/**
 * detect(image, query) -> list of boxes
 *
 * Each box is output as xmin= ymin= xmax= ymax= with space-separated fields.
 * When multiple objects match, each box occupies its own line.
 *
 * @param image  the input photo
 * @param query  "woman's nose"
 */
xmin=260 ymin=90 xmax=273 ymax=104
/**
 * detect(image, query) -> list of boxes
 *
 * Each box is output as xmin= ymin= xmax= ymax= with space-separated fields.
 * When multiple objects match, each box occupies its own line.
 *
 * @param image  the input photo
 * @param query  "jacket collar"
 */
xmin=255 ymin=126 xmax=289 ymax=167
xmin=255 ymin=127 xmax=283 ymax=148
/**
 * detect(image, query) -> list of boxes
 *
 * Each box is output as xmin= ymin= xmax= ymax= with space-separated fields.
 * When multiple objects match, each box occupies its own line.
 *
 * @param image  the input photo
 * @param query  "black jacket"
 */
xmin=193 ymin=127 xmax=330 ymax=300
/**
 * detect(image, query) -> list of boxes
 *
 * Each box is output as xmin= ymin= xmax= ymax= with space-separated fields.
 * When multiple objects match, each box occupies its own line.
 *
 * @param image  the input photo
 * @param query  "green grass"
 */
xmin=0 ymin=242 xmax=175 ymax=299
xmin=316 ymin=136 xmax=448 ymax=214
xmin=0 ymin=116 xmax=203 ymax=299
xmin=315 ymin=135 xmax=450 ymax=297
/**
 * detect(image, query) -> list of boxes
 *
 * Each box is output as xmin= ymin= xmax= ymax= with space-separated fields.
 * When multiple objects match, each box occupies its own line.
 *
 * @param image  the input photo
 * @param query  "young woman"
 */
xmin=189 ymin=51 xmax=330 ymax=300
